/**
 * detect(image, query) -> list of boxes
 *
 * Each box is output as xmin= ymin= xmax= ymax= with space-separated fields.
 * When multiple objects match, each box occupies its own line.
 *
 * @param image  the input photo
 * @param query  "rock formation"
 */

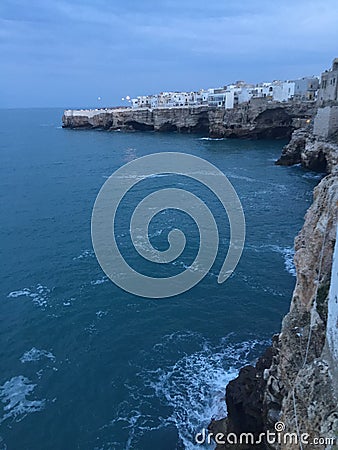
xmin=276 ymin=130 xmax=338 ymax=173
xmin=62 ymin=106 xmax=210 ymax=133
xmin=210 ymin=120 xmax=338 ymax=449
xmin=62 ymin=101 xmax=316 ymax=139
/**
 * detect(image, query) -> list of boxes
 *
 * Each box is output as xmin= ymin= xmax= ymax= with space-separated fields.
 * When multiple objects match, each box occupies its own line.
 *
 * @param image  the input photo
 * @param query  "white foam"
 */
xmin=73 ymin=249 xmax=94 ymax=260
xmin=147 ymin=173 xmax=171 ymax=179
xmin=91 ymin=276 xmax=108 ymax=285
xmin=108 ymin=333 xmax=269 ymax=449
xmin=7 ymin=289 xmax=30 ymax=298
xmin=0 ymin=376 xmax=45 ymax=423
xmin=7 ymin=285 xmax=50 ymax=307
xmin=302 ymin=172 xmax=324 ymax=180
xmin=20 ymin=348 xmax=55 ymax=363
xmin=282 ymin=247 xmax=296 ymax=276
xmin=271 ymin=245 xmax=296 ymax=276
xmin=198 ymin=137 xmax=227 ymax=141
xmin=146 ymin=337 xmax=267 ymax=449
xmin=246 ymin=243 xmax=296 ymax=276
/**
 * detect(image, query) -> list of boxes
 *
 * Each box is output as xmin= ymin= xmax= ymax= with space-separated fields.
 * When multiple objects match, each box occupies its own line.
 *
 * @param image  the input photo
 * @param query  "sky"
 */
xmin=1 ymin=0 xmax=338 ymax=108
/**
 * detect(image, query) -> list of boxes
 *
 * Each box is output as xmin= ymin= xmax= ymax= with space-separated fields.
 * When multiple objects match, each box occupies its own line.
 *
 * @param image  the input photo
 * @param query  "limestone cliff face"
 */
xmin=264 ymin=172 xmax=338 ymax=449
xmin=62 ymin=107 xmax=210 ymax=133
xmin=210 ymin=137 xmax=338 ymax=450
xmin=276 ymin=130 xmax=338 ymax=173
xmin=62 ymin=102 xmax=316 ymax=139
xmin=209 ymin=101 xmax=315 ymax=139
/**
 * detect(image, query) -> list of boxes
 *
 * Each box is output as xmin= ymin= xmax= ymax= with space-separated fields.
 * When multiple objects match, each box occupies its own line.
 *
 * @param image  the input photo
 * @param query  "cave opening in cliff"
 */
xmin=309 ymin=150 xmax=328 ymax=173
xmin=126 ymin=121 xmax=155 ymax=131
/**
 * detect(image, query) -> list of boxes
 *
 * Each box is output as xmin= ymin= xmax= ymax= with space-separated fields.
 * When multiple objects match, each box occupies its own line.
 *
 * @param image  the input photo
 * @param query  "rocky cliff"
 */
xmin=62 ymin=106 xmax=210 ymax=133
xmin=276 ymin=130 xmax=338 ymax=173
xmin=210 ymin=131 xmax=338 ymax=449
xmin=62 ymin=101 xmax=316 ymax=139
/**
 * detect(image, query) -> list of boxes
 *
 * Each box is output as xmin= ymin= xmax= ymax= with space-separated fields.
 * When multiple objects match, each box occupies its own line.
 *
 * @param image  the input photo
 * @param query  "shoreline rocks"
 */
xmin=62 ymin=101 xmax=316 ymax=140
xmin=211 ymin=126 xmax=338 ymax=449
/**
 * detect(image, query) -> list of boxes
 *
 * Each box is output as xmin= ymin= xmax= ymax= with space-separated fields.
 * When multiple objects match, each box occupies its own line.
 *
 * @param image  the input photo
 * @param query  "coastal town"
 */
xmin=129 ymin=76 xmax=319 ymax=110
xmin=63 ymin=58 xmax=338 ymax=142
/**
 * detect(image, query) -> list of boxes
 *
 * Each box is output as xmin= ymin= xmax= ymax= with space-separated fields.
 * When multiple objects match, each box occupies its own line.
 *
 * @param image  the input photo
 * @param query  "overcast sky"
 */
xmin=1 ymin=0 xmax=338 ymax=108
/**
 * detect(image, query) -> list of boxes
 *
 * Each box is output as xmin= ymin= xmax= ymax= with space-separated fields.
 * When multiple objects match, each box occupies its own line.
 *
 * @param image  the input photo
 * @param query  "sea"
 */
xmin=0 ymin=108 xmax=322 ymax=450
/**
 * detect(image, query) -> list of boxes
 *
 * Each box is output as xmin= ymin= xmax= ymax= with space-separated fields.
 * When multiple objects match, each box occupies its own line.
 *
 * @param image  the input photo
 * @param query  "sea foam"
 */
xmin=0 ymin=376 xmax=45 ymax=423
xmin=107 ymin=332 xmax=269 ymax=450
xmin=20 ymin=348 xmax=55 ymax=363
xmin=7 ymin=285 xmax=50 ymax=307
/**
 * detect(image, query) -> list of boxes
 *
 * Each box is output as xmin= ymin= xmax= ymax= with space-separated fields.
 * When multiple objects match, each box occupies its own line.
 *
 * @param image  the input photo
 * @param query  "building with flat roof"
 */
xmin=317 ymin=58 xmax=338 ymax=106
xmin=294 ymin=77 xmax=319 ymax=101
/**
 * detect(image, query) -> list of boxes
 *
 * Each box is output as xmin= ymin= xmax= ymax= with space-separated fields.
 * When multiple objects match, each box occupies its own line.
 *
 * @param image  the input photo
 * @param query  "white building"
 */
xmin=251 ymin=83 xmax=273 ymax=99
xmin=196 ymin=89 xmax=212 ymax=105
xmin=237 ymin=85 xmax=255 ymax=104
xmin=130 ymin=77 xmax=300 ymax=110
xmin=131 ymin=95 xmax=151 ymax=108
xmin=272 ymin=81 xmax=295 ymax=102
xmin=207 ymin=88 xmax=227 ymax=107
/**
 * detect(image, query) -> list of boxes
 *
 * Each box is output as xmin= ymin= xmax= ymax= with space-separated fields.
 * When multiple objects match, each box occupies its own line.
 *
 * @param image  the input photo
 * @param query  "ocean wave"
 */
xmin=91 ymin=276 xmax=108 ymax=286
xmin=302 ymin=172 xmax=324 ymax=180
xmin=0 ymin=376 xmax=45 ymax=424
xmin=145 ymin=337 xmax=268 ymax=449
xmin=20 ymin=348 xmax=55 ymax=363
xmin=7 ymin=285 xmax=50 ymax=307
xmin=172 ymin=260 xmax=217 ymax=278
xmin=198 ymin=137 xmax=227 ymax=141
xmin=73 ymin=249 xmax=94 ymax=260
xmin=270 ymin=245 xmax=296 ymax=276
xmin=246 ymin=243 xmax=296 ymax=276
xmin=235 ymin=271 xmax=284 ymax=297
xmin=105 ymin=333 xmax=269 ymax=449
xmin=227 ymin=173 xmax=259 ymax=183
xmin=63 ymin=297 xmax=75 ymax=307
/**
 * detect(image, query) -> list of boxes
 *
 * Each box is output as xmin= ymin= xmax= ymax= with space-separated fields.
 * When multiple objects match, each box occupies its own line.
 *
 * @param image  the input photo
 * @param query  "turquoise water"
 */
xmin=0 ymin=109 xmax=320 ymax=450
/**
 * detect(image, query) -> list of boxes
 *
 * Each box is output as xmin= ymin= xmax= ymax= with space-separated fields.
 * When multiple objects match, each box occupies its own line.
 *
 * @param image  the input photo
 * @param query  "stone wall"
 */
xmin=314 ymin=106 xmax=338 ymax=139
xmin=317 ymin=58 xmax=338 ymax=107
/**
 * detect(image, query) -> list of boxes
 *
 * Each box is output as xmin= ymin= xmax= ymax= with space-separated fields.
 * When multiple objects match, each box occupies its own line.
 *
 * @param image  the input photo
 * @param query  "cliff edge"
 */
xmin=209 ymin=120 xmax=338 ymax=449
xmin=62 ymin=101 xmax=315 ymax=139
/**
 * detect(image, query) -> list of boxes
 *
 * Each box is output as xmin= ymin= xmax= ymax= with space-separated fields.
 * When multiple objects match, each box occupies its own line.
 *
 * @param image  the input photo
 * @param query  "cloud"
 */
xmin=0 ymin=0 xmax=337 ymax=107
